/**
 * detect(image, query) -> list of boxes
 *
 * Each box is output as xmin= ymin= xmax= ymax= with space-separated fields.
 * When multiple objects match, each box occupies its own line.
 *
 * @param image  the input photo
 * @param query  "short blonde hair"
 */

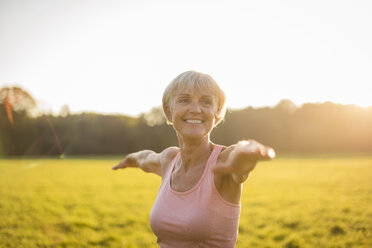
xmin=162 ymin=70 xmax=226 ymax=126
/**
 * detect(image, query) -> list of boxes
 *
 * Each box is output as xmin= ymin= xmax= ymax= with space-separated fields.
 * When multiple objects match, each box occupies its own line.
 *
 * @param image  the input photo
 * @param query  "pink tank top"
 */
xmin=149 ymin=145 xmax=241 ymax=248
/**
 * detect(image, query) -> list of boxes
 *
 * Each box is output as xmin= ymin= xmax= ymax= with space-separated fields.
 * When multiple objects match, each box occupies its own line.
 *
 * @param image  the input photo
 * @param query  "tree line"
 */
xmin=1 ymin=99 xmax=371 ymax=157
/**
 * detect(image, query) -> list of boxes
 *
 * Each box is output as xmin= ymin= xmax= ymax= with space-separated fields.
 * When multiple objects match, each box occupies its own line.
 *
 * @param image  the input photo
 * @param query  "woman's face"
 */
xmin=168 ymin=89 xmax=217 ymax=140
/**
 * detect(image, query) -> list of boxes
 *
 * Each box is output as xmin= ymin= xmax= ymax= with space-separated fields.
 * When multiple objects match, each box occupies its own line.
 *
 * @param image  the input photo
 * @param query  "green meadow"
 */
xmin=0 ymin=156 xmax=371 ymax=248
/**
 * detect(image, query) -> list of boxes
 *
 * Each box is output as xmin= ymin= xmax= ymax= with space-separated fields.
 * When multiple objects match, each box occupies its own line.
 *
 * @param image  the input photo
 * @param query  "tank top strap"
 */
xmin=206 ymin=144 xmax=223 ymax=172
xmin=162 ymin=151 xmax=180 ymax=183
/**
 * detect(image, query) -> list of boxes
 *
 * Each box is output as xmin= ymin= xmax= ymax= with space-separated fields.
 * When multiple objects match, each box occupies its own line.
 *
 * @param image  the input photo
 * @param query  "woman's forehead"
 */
xmin=174 ymin=88 xmax=215 ymax=98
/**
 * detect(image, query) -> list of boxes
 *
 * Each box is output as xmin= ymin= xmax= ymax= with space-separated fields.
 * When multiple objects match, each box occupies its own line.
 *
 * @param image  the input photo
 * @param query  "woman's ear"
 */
xmin=164 ymin=105 xmax=173 ymax=124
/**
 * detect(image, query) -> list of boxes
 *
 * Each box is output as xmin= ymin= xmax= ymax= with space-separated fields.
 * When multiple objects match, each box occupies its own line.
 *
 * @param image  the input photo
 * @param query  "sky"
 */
xmin=0 ymin=0 xmax=371 ymax=117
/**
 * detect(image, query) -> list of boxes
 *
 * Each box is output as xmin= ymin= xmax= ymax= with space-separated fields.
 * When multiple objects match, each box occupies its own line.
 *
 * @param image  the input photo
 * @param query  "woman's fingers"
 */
xmin=112 ymin=161 xmax=125 ymax=170
xmin=112 ymin=155 xmax=139 ymax=170
xmin=112 ymin=157 xmax=129 ymax=170
xmin=244 ymin=141 xmax=275 ymax=161
xmin=259 ymin=147 xmax=276 ymax=160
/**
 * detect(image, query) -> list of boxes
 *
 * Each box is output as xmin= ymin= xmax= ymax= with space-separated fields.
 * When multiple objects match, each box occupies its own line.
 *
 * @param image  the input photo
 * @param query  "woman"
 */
xmin=112 ymin=71 xmax=275 ymax=247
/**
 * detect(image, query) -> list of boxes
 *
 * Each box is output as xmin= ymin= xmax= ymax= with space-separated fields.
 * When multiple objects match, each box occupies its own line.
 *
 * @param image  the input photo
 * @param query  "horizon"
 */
xmin=1 ymin=83 xmax=372 ymax=118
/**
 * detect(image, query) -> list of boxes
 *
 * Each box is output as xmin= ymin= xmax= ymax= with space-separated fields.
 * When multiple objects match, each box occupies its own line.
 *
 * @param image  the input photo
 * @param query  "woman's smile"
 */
xmin=184 ymin=119 xmax=203 ymax=124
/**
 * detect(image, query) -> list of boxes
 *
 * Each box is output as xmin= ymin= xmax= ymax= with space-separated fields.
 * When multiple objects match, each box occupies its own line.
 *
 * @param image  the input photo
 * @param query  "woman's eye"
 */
xmin=202 ymin=100 xmax=211 ymax=105
xmin=180 ymin=98 xmax=189 ymax=103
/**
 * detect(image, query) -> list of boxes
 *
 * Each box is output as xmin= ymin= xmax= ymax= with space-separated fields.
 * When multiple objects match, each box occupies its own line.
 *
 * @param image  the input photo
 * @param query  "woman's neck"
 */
xmin=177 ymin=136 xmax=214 ymax=171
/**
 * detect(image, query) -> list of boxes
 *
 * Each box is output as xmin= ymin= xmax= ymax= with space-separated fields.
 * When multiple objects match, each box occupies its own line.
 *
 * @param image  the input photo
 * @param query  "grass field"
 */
xmin=0 ymin=156 xmax=371 ymax=248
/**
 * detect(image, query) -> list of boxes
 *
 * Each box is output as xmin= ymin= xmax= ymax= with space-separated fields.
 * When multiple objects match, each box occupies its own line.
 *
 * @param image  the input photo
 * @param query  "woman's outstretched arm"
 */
xmin=112 ymin=147 xmax=178 ymax=176
xmin=214 ymin=140 xmax=275 ymax=184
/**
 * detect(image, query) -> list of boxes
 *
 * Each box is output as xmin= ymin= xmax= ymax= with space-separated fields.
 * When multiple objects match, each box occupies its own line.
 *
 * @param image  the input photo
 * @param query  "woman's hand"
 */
xmin=112 ymin=153 xmax=139 ymax=170
xmin=213 ymin=140 xmax=275 ymax=183
xmin=111 ymin=148 xmax=178 ymax=176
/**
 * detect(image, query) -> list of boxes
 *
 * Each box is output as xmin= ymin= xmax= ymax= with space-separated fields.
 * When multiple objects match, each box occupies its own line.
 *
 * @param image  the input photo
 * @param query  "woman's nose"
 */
xmin=189 ymin=102 xmax=201 ymax=113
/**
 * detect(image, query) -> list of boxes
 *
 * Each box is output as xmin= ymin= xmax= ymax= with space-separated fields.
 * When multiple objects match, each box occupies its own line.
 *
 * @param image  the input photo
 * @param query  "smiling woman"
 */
xmin=112 ymin=70 xmax=275 ymax=248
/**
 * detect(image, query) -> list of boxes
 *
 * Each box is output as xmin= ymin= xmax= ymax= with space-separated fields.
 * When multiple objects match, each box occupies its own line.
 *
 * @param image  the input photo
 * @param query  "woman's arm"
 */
xmin=214 ymin=140 xmax=275 ymax=184
xmin=112 ymin=147 xmax=178 ymax=176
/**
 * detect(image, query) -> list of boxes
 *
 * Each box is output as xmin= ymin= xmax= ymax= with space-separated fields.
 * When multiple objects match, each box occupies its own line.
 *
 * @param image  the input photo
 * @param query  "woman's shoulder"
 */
xmin=161 ymin=146 xmax=179 ymax=161
xmin=216 ymin=143 xmax=234 ymax=162
xmin=160 ymin=146 xmax=179 ymax=177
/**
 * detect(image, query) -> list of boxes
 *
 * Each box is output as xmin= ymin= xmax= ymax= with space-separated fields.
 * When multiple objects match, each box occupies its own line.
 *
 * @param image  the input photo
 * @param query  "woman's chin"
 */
xmin=178 ymin=130 xmax=209 ymax=140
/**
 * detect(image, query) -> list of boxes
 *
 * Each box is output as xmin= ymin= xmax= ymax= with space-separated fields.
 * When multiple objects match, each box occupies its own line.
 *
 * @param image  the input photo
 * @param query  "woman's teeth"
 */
xmin=185 ymin=120 xmax=202 ymax=124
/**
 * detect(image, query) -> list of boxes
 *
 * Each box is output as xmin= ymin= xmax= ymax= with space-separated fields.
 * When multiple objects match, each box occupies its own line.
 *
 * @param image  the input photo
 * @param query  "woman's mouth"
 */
xmin=184 ymin=119 xmax=203 ymax=124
